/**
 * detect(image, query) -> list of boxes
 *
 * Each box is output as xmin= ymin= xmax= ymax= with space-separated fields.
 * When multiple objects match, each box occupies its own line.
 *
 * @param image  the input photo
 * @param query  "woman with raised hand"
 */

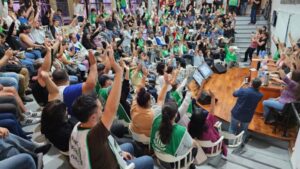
xmin=150 ymin=74 xmax=195 ymax=168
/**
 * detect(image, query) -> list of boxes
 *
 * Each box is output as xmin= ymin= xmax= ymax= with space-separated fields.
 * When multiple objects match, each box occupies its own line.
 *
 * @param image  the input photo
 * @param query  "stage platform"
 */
xmin=188 ymin=67 xmax=297 ymax=147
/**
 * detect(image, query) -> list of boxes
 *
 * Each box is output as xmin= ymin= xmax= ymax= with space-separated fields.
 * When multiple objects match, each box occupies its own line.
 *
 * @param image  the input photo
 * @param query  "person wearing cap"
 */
xmin=53 ymin=9 xmax=64 ymax=27
xmin=19 ymin=24 xmax=43 ymax=60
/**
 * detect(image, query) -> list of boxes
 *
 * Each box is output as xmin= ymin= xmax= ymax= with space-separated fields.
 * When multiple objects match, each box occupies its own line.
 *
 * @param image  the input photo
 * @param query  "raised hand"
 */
xmin=164 ymin=73 xmax=171 ymax=85
xmin=142 ymin=66 xmax=149 ymax=77
xmin=88 ymin=50 xmax=96 ymax=66
xmin=40 ymin=70 xmax=50 ymax=80
xmin=208 ymin=89 xmax=215 ymax=98
xmin=0 ymin=127 xmax=9 ymax=138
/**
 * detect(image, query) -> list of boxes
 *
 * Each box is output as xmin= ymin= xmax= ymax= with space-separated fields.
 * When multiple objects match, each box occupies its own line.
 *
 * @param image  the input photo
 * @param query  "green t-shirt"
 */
xmin=89 ymin=13 xmax=97 ymax=24
xmin=229 ymin=0 xmax=238 ymax=6
xmin=120 ymin=0 xmax=127 ymax=8
xmin=96 ymin=84 xmax=130 ymax=123
xmin=137 ymin=39 xmax=144 ymax=50
xmin=162 ymin=49 xmax=169 ymax=57
xmin=273 ymin=50 xmax=280 ymax=61
xmin=224 ymin=45 xmax=237 ymax=63
xmin=176 ymin=0 xmax=182 ymax=7
xmin=172 ymin=46 xmax=180 ymax=55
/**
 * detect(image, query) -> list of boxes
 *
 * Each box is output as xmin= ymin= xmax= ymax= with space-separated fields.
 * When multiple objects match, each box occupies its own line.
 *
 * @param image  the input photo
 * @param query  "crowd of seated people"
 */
xmin=0 ymin=0 xmax=299 ymax=169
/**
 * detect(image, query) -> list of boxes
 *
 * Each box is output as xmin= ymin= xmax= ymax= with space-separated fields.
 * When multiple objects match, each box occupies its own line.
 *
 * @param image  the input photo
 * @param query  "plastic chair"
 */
xmin=214 ymin=121 xmax=245 ymax=148
xmin=221 ymin=131 xmax=244 ymax=148
xmin=154 ymin=148 xmax=194 ymax=169
xmin=128 ymin=126 xmax=150 ymax=145
xmin=125 ymin=163 xmax=135 ymax=169
xmin=195 ymin=136 xmax=224 ymax=157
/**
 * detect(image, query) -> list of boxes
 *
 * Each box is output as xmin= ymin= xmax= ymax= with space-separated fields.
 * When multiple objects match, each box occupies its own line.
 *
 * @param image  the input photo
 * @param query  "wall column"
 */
xmin=49 ymin=0 xmax=57 ymax=10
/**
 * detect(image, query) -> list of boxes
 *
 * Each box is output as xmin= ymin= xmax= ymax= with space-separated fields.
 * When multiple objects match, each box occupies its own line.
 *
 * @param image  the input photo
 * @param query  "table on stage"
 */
xmin=188 ymin=67 xmax=296 ymax=142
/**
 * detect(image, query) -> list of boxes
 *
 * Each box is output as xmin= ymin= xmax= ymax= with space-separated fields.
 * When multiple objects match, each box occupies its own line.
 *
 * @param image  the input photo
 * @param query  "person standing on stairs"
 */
xmin=243 ymin=32 xmax=258 ymax=62
xmin=228 ymin=0 xmax=240 ymax=14
xmin=240 ymin=0 xmax=248 ymax=16
xmin=249 ymin=0 xmax=261 ymax=24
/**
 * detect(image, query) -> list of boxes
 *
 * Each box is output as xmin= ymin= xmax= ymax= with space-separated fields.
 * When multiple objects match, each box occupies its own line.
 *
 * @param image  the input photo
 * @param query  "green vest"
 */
xmin=150 ymin=114 xmax=187 ymax=156
xmin=170 ymin=91 xmax=193 ymax=116
xmin=96 ymin=84 xmax=131 ymax=123
xmin=229 ymin=0 xmax=238 ymax=6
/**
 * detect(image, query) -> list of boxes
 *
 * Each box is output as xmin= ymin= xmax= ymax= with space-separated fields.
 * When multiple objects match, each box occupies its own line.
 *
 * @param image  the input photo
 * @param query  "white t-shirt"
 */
xmin=206 ymin=0 xmax=214 ymax=4
xmin=74 ymin=3 xmax=85 ymax=17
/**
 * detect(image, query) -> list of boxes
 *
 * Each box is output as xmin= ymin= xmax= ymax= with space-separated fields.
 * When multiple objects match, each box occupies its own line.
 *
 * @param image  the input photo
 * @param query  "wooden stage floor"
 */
xmin=190 ymin=67 xmax=296 ymax=144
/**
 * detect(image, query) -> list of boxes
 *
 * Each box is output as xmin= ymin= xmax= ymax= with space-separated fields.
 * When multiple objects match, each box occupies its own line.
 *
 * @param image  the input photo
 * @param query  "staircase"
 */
xmin=234 ymin=16 xmax=268 ymax=63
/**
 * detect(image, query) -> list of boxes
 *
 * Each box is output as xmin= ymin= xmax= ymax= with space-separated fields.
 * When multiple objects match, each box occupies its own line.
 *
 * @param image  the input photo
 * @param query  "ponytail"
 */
xmin=159 ymin=102 xmax=178 ymax=145
xmin=137 ymin=87 xmax=151 ymax=108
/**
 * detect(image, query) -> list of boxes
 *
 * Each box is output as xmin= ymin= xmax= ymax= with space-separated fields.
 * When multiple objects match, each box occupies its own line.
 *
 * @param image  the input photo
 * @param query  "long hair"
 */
xmin=136 ymin=87 xmax=151 ymax=108
xmin=159 ymin=102 xmax=178 ymax=144
xmin=188 ymin=107 xmax=208 ymax=139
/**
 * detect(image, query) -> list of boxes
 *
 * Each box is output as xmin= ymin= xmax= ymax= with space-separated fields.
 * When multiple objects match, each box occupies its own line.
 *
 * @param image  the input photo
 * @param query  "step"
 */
xmin=235 ymin=29 xmax=256 ymax=34
xmin=235 ymin=39 xmax=251 ymax=44
xmin=233 ymin=42 xmax=249 ymax=48
xmin=236 ymin=16 xmax=266 ymax=21
xmin=235 ymin=24 xmax=266 ymax=30
xmin=235 ymin=34 xmax=252 ymax=38
xmin=236 ymin=20 xmax=268 ymax=25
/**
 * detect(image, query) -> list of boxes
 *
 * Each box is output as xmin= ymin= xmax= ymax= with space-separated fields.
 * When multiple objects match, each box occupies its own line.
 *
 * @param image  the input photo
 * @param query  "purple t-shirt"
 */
xmin=279 ymin=76 xmax=298 ymax=104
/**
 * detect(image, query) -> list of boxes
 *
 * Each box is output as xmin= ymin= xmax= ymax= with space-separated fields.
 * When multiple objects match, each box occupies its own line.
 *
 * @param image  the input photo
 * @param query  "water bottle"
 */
xmin=258 ymin=69 xmax=262 ymax=78
xmin=262 ymin=50 xmax=266 ymax=59
xmin=259 ymin=50 xmax=262 ymax=58
xmin=263 ymin=72 xmax=270 ymax=86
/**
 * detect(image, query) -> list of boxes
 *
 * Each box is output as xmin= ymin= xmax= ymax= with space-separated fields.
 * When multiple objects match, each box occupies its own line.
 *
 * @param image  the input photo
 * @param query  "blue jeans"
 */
xmin=263 ymin=99 xmax=285 ymax=120
xmin=25 ymin=50 xmax=42 ymax=60
xmin=0 ymin=72 xmax=19 ymax=89
xmin=120 ymin=143 xmax=154 ymax=169
xmin=0 ymin=153 xmax=36 ymax=169
xmin=0 ymin=133 xmax=39 ymax=164
xmin=240 ymin=2 xmax=248 ymax=15
xmin=250 ymin=7 xmax=257 ymax=24
xmin=20 ymin=58 xmax=35 ymax=76
xmin=229 ymin=116 xmax=250 ymax=142
xmin=0 ymin=113 xmax=28 ymax=139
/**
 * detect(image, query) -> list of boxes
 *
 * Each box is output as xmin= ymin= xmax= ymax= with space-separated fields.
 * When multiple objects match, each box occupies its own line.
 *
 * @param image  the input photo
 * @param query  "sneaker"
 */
xmin=21 ymin=117 xmax=41 ymax=126
xmin=36 ymin=153 xmax=44 ymax=169
xmin=25 ymin=111 xmax=42 ymax=117
xmin=221 ymin=154 xmax=228 ymax=160
xmin=21 ymin=96 xmax=33 ymax=102
xmin=34 ymin=143 xmax=52 ymax=154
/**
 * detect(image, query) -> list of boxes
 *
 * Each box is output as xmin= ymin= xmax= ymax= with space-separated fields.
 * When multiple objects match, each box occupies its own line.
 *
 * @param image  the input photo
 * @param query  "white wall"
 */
xmin=270 ymin=1 xmax=300 ymax=54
